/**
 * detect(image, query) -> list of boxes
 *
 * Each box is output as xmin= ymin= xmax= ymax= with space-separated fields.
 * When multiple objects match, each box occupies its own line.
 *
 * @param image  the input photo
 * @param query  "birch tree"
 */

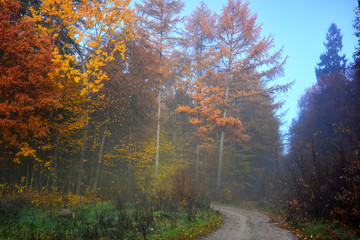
xmin=36 ymin=0 xmax=135 ymax=193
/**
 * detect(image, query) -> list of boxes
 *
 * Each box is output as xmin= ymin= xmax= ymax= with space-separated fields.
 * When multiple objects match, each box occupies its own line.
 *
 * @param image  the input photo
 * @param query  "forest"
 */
xmin=0 ymin=0 xmax=359 ymax=239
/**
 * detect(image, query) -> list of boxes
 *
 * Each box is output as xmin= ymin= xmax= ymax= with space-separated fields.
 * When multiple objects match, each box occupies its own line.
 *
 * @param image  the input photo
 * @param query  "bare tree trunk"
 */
xmin=216 ymin=82 xmax=230 ymax=191
xmin=26 ymin=159 xmax=30 ymax=190
xmin=155 ymin=90 xmax=161 ymax=176
xmin=76 ymin=61 xmax=89 ymax=195
xmin=128 ymin=166 xmax=132 ymax=190
xmin=89 ymin=126 xmax=98 ymax=189
xmin=128 ymin=126 xmax=133 ymax=191
xmin=173 ymin=87 xmax=177 ymax=145
xmin=76 ymin=124 xmax=88 ymax=194
xmin=196 ymin=145 xmax=200 ymax=182
xmin=216 ymin=128 xmax=225 ymax=191
xmin=93 ymin=123 xmax=108 ymax=191
xmin=204 ymin=152 xmax=208 ymax=187
xmin=52 ymin=142 xmax=59 ymax=193
xmin=30 ymin=160 xmax=35 ymax=191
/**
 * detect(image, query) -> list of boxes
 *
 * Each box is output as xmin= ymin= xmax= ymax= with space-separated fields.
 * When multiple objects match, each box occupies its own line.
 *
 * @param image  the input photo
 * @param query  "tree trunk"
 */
xmin=76 ymin=124 xmax=88 ymax=194
xmin=196 ymin=144 xmax=200 ymax=182
xmin=89 ymin=126 xmax=98 ymax=189
xmin=155 ymin=90 xmax=161 ymax=176
xmin=52 ymin=142 xmax=59 ymax=193
xmin=93 ymin=123 xmax=108 ymax=191
xmin=128 ymin=126 xmax=133 ymax=191
xmin=30 ymin=160 xmax=35 ymax=191
xmin=216 ymin=128 xmax=225 ymax=191
xmin=76 ymin=61 xmax=89 ymax=195
xmin=173 ymin=87 xmax=177 ymax=145
xmin=216 ymin=81 xmax=230 ymax=191
xmin=26 ymin=159 xmax=30 ymax=190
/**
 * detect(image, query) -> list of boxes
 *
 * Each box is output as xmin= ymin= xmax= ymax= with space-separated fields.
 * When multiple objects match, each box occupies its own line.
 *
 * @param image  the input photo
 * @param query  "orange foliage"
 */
xmin=36 ymin=0 xmax=135 ymax=95
xmin=0 ymin=0 xmax=61 ymax=161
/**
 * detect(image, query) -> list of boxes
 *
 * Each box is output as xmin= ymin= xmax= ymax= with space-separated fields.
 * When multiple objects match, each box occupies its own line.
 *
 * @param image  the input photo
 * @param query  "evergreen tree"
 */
xmin=315 ymin=23 xmax=347 ymax=81
xmin=353 ymin=2 xmax=360 ymax=68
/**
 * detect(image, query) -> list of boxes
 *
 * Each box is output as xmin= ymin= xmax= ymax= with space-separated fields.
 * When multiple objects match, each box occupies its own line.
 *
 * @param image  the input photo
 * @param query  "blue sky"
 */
xmin=182 ymin=0 xmax=358 ymax=136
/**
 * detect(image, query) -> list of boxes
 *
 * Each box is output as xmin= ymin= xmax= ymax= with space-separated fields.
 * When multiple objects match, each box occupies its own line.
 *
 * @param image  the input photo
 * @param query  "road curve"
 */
xmin=200 ymin=205 xmax=297 ymax=240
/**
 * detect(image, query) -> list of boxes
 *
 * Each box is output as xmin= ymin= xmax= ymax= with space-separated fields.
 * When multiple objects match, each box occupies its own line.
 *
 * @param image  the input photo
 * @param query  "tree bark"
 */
xmin=93 ymin=123 xmax=108 ymax=191
xmin=216 ymin=79 xmax=230 ymax=191
xmin=76 ymin=61 xmax=89 ymax=195
xmin=196 ymin=144 xmax=200 ymax=182
xmin=155 ymin=90 xmax=161 ymax=176
xmin=76 ymin=123 xmax=88 ymax=194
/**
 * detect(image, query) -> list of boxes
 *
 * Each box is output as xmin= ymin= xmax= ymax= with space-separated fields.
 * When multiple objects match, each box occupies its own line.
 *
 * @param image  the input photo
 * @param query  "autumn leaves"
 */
xmin=177 ymin=0 xmax=287 ymax=189
xmin=0 ymin=0 xmax=287 ymax=198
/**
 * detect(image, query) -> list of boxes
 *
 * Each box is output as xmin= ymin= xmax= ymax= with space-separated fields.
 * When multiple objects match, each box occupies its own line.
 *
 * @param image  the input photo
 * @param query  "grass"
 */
xmin=0 ymin=202 xmax=223 ymax=240
xmin=149 ymin=208 xmax=223 ymax=240
xmin=258 ymin=203 xmax=360 ymax=240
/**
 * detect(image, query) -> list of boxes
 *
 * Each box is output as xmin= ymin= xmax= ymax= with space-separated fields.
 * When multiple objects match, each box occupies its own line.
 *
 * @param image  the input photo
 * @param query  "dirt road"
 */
xmin=201 ymin=205 xmax=297 ymax=240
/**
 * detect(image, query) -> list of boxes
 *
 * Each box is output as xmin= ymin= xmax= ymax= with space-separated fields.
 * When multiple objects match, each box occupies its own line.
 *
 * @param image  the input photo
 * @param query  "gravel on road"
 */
xmin=200 ymin=205 xmax=297 ymax=240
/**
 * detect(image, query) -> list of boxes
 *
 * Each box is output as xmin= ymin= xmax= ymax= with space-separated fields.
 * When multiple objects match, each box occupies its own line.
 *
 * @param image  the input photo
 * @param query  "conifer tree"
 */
xmin=214 ymin=0 xmax=286 ymax=191
xmin=136 ymin=0 xmax=184 ymax=175
xmin=315 ymin=23 xmax=347 ymax=80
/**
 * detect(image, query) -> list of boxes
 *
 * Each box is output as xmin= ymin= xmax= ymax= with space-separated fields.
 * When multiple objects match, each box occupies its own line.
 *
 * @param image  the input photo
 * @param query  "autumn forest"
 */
xmin=1 ymin=0 xmax=360 ymax=239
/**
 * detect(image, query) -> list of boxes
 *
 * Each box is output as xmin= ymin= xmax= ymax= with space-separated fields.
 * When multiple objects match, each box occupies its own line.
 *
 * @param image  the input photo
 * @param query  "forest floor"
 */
xmin=200 ymin=205 xmax=297 ymax=240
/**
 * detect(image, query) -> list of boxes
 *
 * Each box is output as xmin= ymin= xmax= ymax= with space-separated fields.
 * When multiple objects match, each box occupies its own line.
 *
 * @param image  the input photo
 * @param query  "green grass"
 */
xmin=0 ymin=202 xmax=223 ymax=240
xmin=149 ymin=208 xmax=223 ymax=240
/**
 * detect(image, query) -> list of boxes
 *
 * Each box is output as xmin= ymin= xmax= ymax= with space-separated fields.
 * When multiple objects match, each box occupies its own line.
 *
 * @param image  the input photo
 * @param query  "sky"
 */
xmin=181 ymin=0 xmax=358 ymax=136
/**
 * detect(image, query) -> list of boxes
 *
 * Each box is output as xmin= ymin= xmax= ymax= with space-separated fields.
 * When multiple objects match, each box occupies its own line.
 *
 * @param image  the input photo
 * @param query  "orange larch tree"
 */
xmin=214 ymin=0 xmax=287 ymax=190
xmin=178 ymin=0 xmax=287 ymax=192
xmin=136 ymin=0 xmax=184 ymax=176
xmin=179 ymin=1 xmax=217 ymax=181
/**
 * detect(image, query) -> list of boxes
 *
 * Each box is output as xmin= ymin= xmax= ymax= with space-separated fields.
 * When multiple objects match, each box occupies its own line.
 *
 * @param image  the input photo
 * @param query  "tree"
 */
xmin=36 ymin=0 xmax=135 ymax=193
xmin=183 ymin=1 xmax=216 ymax=79
xmin=136 ymin=0 xmax=184 ymax=175
xmin=0 ymin=0 xmax=60 ymax=166
xmin=214 ymin=0 xmax=286 ymax=191
xmin=315 ymin=23 xmax=347 ymax=81
xmin=354 ymin=2 xmax=360 ymax=64
xmin=91 ymin=30 xmax=159 ymax=192
xmin=180 ymin=1 xmax=216 ymax=181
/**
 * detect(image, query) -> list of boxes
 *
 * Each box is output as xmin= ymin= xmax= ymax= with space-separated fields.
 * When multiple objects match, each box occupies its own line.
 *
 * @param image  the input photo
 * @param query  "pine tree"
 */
xmin=353 ymin=2 xmax=360 ymax=69
xmin=315 ymin=23 xmax=347 ymax=80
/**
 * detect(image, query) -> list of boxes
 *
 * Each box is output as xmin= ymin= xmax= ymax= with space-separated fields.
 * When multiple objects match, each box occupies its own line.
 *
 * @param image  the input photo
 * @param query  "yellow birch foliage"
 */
xmin=34 ymin=0 xmax=135 ymax=95
xmin=104 ymin=134 xmax=181 ymax=199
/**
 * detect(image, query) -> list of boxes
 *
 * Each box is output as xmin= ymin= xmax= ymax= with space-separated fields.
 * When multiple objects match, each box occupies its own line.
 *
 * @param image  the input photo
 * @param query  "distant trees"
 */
xmin=282 ymin=20 xmax=360 ymax=231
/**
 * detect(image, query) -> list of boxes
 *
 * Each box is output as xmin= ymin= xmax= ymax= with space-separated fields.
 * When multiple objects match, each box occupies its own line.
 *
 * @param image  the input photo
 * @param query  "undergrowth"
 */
xmin=258 ymin=203 xmax=360 ymax=240
xmin=0 ymin=191 xmax=223 ymax=240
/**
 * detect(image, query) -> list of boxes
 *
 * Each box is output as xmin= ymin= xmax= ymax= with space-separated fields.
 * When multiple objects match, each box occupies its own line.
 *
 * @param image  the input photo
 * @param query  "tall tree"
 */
xmin=183 ymin=1 xmax=216 ymax=79
xmin=136 ymin=0 xmax=184 ymax=175
xmin=37 ymin=0 xmax=135 ymax=193
xmin=315 ymin=23 xmax=347 ymax=80
xmin=0 ymin=0 xmax=60 ymax=166
xmin=214 ymin=0 xmax=286 ymax=191
xmin=181 ymin=1 xmax=216 ymax=181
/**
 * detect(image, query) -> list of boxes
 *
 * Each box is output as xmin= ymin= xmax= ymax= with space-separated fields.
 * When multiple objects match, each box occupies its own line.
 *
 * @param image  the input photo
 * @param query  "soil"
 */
xmin=200 ymin=205 xmax=297 ymax=240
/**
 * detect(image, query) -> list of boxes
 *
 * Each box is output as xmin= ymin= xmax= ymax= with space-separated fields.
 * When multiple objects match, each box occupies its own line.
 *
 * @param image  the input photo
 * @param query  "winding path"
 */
xmin=201 ymin=205 xmax=297 ymax=240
